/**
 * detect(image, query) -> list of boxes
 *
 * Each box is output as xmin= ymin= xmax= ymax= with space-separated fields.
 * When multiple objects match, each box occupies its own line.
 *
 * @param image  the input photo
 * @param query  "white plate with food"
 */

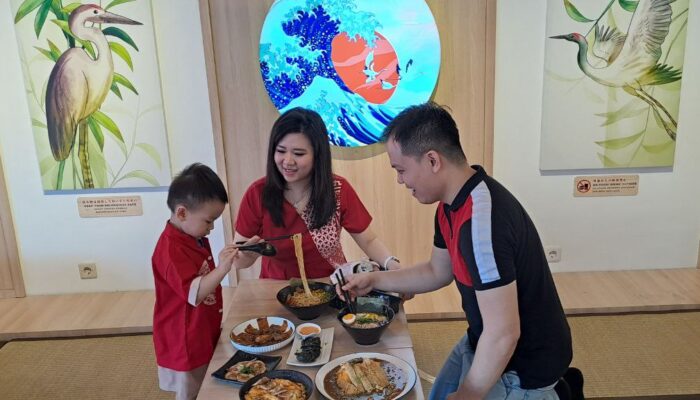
xmin=229 ymin=316 xmax=295 ymax=354
xmin=314 ymin=352 xmax=417 ymax=400
xmin=286 ymin=327 xmax=334 ymax=367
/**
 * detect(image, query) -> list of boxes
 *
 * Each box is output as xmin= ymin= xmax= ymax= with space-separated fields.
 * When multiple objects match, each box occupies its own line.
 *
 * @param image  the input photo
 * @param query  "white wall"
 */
xmin=1 ymin=1 xmax=698 ymax=296
xmin=493 ymin=0 xmax=700 ymax=271
xmin=0 ymin=1 xmax=227 ymax=295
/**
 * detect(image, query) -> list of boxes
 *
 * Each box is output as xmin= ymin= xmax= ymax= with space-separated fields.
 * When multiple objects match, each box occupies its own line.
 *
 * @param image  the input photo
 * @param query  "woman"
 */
xmin=234 ymin=108 xmax=400 ymax=279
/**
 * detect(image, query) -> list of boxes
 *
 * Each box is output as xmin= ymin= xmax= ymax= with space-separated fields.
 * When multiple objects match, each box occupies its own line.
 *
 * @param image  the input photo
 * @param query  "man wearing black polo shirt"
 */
xmin=342 ymin=102 xmax=572 ymax=399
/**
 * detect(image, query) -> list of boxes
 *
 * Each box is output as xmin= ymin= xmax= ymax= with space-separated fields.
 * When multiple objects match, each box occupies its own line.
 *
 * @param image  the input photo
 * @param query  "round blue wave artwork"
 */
xmin=259 ymin=0 xmax=440 ymax=147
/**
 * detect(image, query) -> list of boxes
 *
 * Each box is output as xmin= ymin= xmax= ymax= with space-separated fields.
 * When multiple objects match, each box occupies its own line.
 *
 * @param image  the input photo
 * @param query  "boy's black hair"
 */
xmin=263 ymin=107 xmax=335 ymax=230
xmin=382 ymin=101 xmax=467 ymax=164
xmin=167 ymin=163 xmax=228 ymax=212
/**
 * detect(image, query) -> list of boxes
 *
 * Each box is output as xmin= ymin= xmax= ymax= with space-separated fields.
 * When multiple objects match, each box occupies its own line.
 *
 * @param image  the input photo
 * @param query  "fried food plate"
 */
xmin=229 ymin=316 xmax=295 ymax=354
xmin=315 ymin=352 xmax=417 ymax=400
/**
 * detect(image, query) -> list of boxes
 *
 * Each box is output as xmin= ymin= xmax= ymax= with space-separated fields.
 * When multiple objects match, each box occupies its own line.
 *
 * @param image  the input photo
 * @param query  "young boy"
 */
xmin=152 ymin=163 xmax=239 ymax=400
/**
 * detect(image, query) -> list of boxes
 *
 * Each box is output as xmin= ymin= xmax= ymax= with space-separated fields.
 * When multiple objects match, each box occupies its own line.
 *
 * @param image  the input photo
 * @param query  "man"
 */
xmin=343 ymin=102 xmax=572 ymax=399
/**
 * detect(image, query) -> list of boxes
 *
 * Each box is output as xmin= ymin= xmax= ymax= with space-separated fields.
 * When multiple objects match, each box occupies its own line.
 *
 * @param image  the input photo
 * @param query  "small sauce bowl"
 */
xmin=296 ymin=322 xmax=321 ymax=339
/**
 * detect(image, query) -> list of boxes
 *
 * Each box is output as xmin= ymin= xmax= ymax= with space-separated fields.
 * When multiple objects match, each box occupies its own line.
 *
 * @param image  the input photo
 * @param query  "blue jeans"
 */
xmin=429 ymin=334 xmax=559 ymax=400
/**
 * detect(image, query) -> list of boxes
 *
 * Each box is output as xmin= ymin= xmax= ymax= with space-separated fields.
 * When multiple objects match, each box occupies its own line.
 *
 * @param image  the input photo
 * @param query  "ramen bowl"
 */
xmin=330 ymin=289 xmax=401 ymax=313
xmin=338 ymin=304 xmax=394 ymax=345
xmin=276 ymin=282 xmax=337 ymax=321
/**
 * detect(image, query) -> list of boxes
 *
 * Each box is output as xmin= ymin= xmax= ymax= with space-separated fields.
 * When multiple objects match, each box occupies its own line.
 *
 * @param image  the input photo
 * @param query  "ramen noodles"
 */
xmin=286 ymin=287 xmax=331 ymax=307
xmin=291 ymin=233 xmax=312 ymax=296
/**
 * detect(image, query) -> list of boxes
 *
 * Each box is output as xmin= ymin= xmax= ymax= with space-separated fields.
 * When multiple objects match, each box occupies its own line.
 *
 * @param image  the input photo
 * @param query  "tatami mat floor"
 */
xmin=2 ymin=312 xmax=699 ymax=399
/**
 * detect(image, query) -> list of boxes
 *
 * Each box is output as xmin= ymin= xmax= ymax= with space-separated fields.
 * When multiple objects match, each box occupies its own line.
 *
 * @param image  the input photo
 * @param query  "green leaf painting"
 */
xmin=112 ymin=73 xmax=138 ymax=95
xmin=541 ymin=0 xmax=689 ymax=169
xmin=109 ymin=41 xmax=133 ymax=70
xmin=91 ymin=110 xmax=124 ymax=143
xmin=14 ymin=0 xmax=44 ymax=23
xmin=563 ymin=0 xmax=594 ymax=22
xmin=595 ymin=131 xmax=643 ymax=150
xmin=135 ymin=142 xmax=162 ymax=168
xmin=103 ymin=27 xmax=139 ymax=51
xmin=12 ymin=0 xmax=170 ymax=191
xmin=105 ymin=0 xmax=136 ymax=11
xmin=110 ymin=81 xmax=123 ymax=100
xmin=113 ymin=169 xmax=159 ymax=186
xmin=33 ymin=0 xmax=52 ymax=38
xmin=86 ymin=115 xmax=105 ymax=150
xmin=618 ymin=0 xmax=638 ymax=12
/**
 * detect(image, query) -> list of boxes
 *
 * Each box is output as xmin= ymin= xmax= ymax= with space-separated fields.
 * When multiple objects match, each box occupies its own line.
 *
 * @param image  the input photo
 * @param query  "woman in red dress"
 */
xmin=234 ymin=108 xmax=400 ymax=279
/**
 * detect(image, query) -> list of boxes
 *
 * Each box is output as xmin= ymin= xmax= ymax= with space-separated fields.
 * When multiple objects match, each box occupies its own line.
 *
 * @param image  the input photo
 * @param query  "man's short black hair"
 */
xmin=382 ymin=102 xmax=467 ymax=164
xmin=167 ymin=163 xmax=228 ymax=212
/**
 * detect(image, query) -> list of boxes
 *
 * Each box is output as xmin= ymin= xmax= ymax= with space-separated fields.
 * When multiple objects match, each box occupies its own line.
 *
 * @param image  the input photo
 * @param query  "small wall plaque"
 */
xmin=78 ymin=196 xmax=143 ymax=218
xmin=574 ymin=175 xmax=639 ymax=197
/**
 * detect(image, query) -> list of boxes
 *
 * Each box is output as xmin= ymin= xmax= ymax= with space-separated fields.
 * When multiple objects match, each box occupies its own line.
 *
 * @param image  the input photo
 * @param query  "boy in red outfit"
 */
xmin=152 ymin=163 xmax=240 ymax=400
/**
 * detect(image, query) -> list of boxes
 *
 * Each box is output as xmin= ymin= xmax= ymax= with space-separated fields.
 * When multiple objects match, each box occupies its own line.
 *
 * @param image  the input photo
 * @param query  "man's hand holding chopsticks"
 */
xmin=337 ymin=272 xmax=375 ymax=300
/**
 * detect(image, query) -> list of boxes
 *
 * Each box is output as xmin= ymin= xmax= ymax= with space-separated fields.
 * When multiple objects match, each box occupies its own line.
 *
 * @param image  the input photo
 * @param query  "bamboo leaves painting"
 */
xmin=12 ymin=0 xmax=170 ymax=191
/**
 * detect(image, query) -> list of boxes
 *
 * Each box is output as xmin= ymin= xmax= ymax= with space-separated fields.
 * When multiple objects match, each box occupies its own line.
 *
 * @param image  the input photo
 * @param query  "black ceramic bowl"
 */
xmin=338 ymin=304 xmax=395 ymax=345
xmin=238 ymin=369 xmax=313 ymax=399
xmin=277 ymin=282 xmax=337 ymax=321
xmin=330 ymin=289 xmax=401 ymax=313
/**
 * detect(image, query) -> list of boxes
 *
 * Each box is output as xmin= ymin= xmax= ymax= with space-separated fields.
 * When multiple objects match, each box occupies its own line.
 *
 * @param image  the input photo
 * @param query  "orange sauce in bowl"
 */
xmin=298 ymin=326 xmax=320 ymax=336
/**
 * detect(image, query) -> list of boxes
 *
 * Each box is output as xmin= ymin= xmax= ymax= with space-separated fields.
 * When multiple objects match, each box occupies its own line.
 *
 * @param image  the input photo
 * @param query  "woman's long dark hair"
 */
xmin=262 ymin=108 xmax=336 ymax=230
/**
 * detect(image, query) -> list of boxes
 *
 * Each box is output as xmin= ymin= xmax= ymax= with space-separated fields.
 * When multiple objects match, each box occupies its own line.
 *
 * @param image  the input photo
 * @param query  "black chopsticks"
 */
xmin=234 ymin=234 xmax=296 ymax=245
xmin=261 ymin=234 xmax=296 ymax=242
xmin=336 ymin=269 xmax=355 ymax=314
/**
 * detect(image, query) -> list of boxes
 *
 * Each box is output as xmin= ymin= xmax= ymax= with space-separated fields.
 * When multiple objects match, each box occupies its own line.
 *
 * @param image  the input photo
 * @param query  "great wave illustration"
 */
xmin=259 ymin=0 xmax=440 ymax=147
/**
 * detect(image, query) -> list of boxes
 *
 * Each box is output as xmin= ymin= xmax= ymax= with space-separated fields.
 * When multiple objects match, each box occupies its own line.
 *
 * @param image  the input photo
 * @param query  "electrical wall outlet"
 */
xmin=79 ymin=263 xmax=97 ymax=279
xmin=544 ymin=246 xmax=561 ymax=263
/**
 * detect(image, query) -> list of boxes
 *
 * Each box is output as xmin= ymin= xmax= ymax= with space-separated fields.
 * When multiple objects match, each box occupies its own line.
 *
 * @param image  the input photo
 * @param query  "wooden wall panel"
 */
xmin=200 ymin=0 xmax=495 ymax=280
xmin=0 ymin=154 xmax=25 ymax=298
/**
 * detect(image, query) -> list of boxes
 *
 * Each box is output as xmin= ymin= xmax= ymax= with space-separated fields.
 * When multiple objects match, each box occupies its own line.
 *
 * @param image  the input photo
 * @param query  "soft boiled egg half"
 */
xmin=342 ymin=313 xmax=356 ymax=325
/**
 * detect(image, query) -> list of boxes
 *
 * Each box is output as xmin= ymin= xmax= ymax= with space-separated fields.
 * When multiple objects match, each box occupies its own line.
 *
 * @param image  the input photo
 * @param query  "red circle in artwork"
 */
xmin=331 ymin=31 xmax=399 ymax=105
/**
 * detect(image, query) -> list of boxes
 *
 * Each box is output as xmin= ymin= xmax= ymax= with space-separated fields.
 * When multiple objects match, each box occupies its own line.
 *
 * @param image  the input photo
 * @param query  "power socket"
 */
xmin=79 ymin=263 xmax=97 ymax=279
xmin=544 ymin=246 xmax=561 ymax=263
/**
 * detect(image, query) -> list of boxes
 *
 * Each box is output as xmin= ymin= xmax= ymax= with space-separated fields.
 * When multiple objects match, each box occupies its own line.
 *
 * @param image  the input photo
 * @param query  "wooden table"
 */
xmin=198 ymin=279 xmax=424 ymax=399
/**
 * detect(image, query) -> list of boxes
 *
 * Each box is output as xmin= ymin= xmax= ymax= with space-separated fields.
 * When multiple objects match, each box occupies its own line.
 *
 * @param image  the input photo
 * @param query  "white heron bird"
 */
xmin=550 ymin=0 xmax=681 ymax=140
xmin=362 ymin=50 xmax=385 ymax=83
xmin=46 ymin=4 xmax=141 ymax=188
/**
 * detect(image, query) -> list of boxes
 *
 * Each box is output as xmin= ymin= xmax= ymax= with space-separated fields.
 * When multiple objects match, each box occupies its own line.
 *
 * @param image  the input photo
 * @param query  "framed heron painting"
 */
xmin=11 ymin=0 xmax=171 ymax=193
xmin=540 ymin=0 xmax=689 ymax=170
xmin=259 ymin=0 xmax=441 ymax=150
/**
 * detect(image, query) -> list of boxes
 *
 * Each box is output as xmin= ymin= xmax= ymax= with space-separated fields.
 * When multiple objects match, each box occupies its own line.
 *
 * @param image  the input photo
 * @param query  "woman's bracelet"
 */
xmin=382 ymin=256 xmax=400 ymax=271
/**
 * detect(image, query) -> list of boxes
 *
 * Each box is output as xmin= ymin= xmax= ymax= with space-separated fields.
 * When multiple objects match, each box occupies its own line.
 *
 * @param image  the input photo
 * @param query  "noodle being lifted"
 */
xmin=291 ymin=233 xmax=312 ymax=296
